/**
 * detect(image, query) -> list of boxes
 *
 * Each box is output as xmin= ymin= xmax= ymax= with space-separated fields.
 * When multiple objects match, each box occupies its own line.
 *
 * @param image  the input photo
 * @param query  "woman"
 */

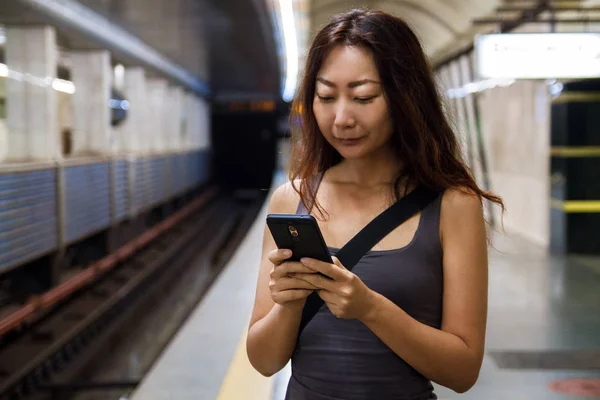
xmin=247 ymin=8 xmax=504 ymax=400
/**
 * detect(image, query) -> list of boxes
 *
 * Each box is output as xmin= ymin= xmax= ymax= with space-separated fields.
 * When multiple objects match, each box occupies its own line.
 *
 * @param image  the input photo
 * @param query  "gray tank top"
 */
xmin=286 ymin=175 xmax=444 ymax=400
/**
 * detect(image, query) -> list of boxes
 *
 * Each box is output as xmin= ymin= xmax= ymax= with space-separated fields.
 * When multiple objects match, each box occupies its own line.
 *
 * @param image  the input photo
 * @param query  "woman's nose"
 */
xmin=333 ymin=103 xmax=355 ymax=129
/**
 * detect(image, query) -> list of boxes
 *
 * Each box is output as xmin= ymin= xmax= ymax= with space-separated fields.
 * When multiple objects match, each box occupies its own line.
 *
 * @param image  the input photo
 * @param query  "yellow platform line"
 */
xmin=216 ymin=326 xmax=274 ymax=400
xmin=551 ymin=199 xmax=600 ymax=213
xmin=552 ymin=92 xmax=600 ymax=103
xmin=550 ymin=147 xmax=600 ymax=157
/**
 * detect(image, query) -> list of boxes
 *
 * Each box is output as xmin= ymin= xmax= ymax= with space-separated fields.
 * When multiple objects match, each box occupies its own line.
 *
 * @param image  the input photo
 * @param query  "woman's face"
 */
xmin=312 ymin=44 xmax=393 ymax=160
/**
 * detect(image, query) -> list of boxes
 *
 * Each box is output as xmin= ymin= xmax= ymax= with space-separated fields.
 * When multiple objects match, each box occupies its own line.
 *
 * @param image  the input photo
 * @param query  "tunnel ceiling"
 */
xmin=1 ymin=0 xmax=549 ymax=98
xmin=72 ymin=0 xmax=281 ymax=97
xmin=308 ymin=0 xmax=503 ymax=63
xmin=0 ymin=0 xmax=281 ymax=98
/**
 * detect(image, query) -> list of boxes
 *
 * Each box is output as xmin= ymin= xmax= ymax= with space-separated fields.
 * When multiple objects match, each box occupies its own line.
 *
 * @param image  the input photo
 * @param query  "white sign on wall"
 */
xmin=475 ymin=33 xmax=600 ymax=79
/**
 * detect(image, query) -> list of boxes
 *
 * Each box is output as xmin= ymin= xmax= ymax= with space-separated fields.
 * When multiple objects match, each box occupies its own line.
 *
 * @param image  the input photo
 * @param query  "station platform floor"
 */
xmin=129 ymin=170 xmax=600 ymax=400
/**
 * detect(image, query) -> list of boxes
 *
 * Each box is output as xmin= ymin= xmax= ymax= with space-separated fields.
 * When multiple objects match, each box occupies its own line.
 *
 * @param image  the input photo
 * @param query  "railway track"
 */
xmin=0 ymin=187 xmax=267 ymax=400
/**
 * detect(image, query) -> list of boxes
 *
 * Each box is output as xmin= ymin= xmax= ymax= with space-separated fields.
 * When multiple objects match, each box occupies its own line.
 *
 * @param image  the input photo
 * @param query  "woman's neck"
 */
xmin=327 ymin=148 xmax=402 ymax=188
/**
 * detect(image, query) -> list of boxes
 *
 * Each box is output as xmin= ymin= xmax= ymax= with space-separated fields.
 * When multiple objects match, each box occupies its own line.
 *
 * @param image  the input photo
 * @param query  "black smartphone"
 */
xmin=266 ymin=214 xmax=333 ymax=264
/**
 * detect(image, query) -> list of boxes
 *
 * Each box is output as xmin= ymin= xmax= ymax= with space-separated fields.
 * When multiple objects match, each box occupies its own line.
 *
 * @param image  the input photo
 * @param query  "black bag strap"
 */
xmin=298 ymin=186 xmax=441 ymax=334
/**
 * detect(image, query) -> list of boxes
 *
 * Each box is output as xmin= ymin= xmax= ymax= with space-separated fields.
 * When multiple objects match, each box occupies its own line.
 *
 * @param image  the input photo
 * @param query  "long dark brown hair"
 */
xmin=288 ymin=8 xmax=504 ymax=219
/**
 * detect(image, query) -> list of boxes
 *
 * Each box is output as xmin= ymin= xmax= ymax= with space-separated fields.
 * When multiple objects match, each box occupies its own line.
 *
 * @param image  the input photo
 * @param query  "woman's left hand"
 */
xmin=294 ymin=257 xmax=376 ymax=321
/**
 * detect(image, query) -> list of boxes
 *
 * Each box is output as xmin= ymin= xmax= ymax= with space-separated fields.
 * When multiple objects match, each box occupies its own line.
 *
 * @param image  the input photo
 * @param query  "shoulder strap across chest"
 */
xmin=298 ymin=185 xmax=441 ymax=334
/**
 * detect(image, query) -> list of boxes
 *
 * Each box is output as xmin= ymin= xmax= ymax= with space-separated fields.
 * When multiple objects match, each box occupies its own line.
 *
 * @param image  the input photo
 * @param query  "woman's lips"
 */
xmin=337 ymin=137 xmax=364 ymax=146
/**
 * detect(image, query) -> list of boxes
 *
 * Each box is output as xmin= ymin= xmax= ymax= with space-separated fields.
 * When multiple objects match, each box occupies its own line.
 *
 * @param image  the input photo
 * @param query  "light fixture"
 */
xmin=278 ymin=0 xmax=298 ymax=102
xmin=445 ymin=78 xmax=516 ymax=99
xmin=475 ymin=33 xmax=600 ymax=79
xmin=0 ymin=63 xmax=76 ymax=94
xmin=114 ymin=63 xmax=125 ymax=89
xmin=52 ymin=78 xmax=76 ymax=94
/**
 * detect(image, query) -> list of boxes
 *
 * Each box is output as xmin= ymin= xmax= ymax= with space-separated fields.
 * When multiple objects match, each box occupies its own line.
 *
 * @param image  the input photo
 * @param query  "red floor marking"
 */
xmin=549 ymin=378 xmax=600 ymax=397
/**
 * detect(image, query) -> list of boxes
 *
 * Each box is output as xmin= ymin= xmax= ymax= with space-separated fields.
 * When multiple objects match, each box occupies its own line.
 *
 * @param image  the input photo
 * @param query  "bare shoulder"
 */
xmin=268 ymin=179 xmax=302 ymax=214
xmin=441 ymin=187 xmax=483 ymax=216
xmin=441 ymin=186 xmax=483 ymax=209
xmin=440 ymin=187 xmax=485 ymax=240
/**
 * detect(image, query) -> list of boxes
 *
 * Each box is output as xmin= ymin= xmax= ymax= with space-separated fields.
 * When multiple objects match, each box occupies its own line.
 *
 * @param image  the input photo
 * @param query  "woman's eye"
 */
xmin=317 ymin=95 xmax=334 ymax=102
xmin=355 ymin=96 xmax=375 ymax=104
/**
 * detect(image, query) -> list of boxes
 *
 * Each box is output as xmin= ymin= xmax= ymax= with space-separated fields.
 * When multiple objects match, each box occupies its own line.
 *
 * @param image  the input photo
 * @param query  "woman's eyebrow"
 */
xmin=316 ymin=77 xmax=381 ymax=88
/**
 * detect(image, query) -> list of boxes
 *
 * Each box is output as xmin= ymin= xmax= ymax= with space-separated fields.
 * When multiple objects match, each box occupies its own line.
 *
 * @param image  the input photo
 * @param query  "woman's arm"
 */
xmin=246 ymin=182 xmax=309 ymax=377
xmin=360 ymin=188 xmax=488 ymax=392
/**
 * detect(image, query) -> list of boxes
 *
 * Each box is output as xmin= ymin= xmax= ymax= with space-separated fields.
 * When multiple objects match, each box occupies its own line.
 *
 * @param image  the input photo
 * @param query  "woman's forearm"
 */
xmin=361 ymin=292 xmax=483 ymax=393
xmin=246 ymin=303 xmax=303 ymax=377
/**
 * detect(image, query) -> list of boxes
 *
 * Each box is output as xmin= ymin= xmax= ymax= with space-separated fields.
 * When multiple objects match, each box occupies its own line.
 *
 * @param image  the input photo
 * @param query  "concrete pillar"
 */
xmin=4 ymin=26 xmax=59 ymax=161
xmin=147 ymin=79 xmax=167 ymax=153
xmin=120 ymin=67 xmax=147 ymax=153
xmin=183 ymin=92 xmax=195 ymax=150
xmin=0 ymin=120 xmax=7 ymax=162
xmin=447 ymin=60 xmax=472 ymax=170
xmin=70 ymin=50 xmax=112 ymax=156
xmin=177 ymin=91 xmax=188 ymax=151
xmin=459 ymin=55 xmax=484 ymax=188
xmin=200 ymin=100 xmax=212 ymax=149
xmin=188 ymin=95 xmax=210 ymax=150
xmin=191 ymin=94 xmax=202 ymax=150
xmin=198 ymin=96 xmax=210 ymax=150
xmin=167 ymin=86 xmax=183 ymax=151
xmin=182 ymin=93 xmax=210 ymax=151
xmin=162 ymin=85 xmax=175 ymax=152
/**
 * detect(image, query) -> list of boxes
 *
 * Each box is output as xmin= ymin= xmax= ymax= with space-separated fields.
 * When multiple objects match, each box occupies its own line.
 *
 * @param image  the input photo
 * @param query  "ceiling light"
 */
xmin=278 ymin=0 xmax=298 ymax=102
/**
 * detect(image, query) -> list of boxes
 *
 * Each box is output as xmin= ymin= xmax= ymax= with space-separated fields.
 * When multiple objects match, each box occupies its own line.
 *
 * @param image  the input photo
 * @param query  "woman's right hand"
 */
xmin=268 ymin=249 xmax=318 ymax=309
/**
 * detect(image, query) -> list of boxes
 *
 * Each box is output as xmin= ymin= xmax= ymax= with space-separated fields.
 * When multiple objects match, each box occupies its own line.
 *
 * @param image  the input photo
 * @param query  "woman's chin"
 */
xmin=335 ymin=146 xmax=367 ymax=160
